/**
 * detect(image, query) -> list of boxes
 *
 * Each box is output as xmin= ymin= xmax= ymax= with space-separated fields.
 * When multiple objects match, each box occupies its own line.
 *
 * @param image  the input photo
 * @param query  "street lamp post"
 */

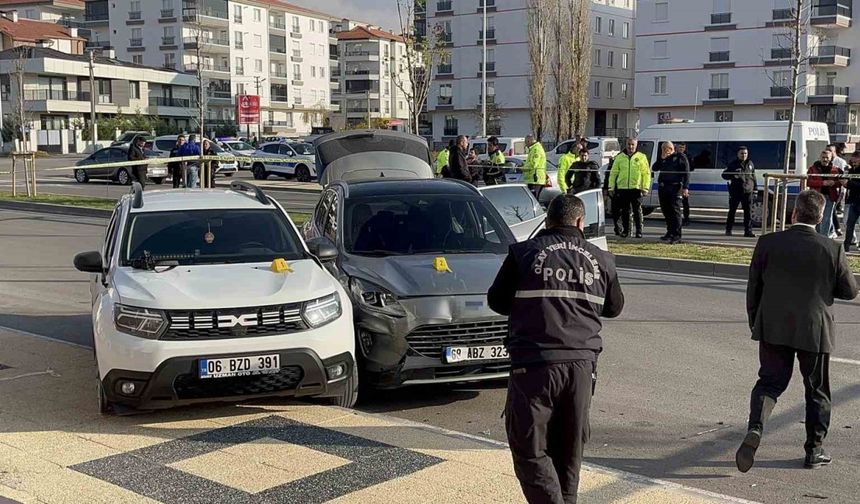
xmin=481 ymin=0 xmax=487 ymax=137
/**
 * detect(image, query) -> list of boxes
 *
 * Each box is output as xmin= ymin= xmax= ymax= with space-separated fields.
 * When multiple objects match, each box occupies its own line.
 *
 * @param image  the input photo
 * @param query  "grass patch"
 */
xmin=0 ymin=192 xmax=117 ymax=210
xmin=609 ymin=238 xmax=860 ymax=273
xmin=289 ymin=212 xmax=309 ymax=226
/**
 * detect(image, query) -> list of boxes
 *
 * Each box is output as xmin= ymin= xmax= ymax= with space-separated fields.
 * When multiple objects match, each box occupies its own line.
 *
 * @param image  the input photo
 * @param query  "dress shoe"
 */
xmin=620 ymin=231 xmax=629 ymax=238
xmin=735 ymin=429 xmax=761 ymax=473
xmin=744 ymin=232 xmax=756 ymax=238
xmin=682 ymin=218 xmax=691 ymax=226
xmin=634 ymin=231 xmax=643 ymax=239
xmin=659 ymin=235 xmax=670 ymax=242
xmin=725 ymin=230 xmax=733 ymax=236
xmin=669 ymin=236 xmax=682 ymax=245
xmin=804 ymin=452 xmax=832 ymax=469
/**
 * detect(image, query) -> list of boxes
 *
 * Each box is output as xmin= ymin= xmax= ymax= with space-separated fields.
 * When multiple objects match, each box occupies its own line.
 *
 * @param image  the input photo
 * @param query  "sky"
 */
xmin=288 ymin=0 xmax=398 ymax=31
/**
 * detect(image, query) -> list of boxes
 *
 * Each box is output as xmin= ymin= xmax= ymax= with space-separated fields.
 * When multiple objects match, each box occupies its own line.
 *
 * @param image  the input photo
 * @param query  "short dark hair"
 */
xmin=546 ymin=194 xmax=585 ymax=228
xmin=738 ymin=146 xmax=748 ymax=152
xmin=447 ymin=139 xmax=455 ymax=148
xmin=794 ymin=190 xmax=826 ymax=225
xmin=676 ymin=141 xmax=686 ymax=146
xmin=456 ymin=135 xmax=468 ymax=145
xmin=578 ymin=147 xmax=589 ymax=155
xmin=488 ymin=136 xmax=499 ymax=146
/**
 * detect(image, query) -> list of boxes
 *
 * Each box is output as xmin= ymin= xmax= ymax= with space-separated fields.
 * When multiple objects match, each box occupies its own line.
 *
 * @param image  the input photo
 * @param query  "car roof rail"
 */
xmin=445 ymin=179 xmax=482 ymax=195
xmin=229 ymin=180 xmax=271 ymax=205
xmin=330 ymin=180 xmax=349 ymax=198
xmin=130 ymin=182 xmax=143 ymax=208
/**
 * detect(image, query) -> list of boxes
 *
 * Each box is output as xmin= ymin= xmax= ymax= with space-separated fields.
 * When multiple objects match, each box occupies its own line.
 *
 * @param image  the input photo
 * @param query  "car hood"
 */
xmin=342 ymin=253 xmax=505 ymax=298
xmin=314 ymin=130 xmax=433 ymax=185
xmin=113 ymin=259 xmax=337 ymax=310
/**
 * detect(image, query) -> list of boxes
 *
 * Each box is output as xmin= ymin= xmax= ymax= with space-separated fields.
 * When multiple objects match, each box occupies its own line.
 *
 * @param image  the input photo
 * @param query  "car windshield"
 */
xmin=227 ymin=141 xmax=254 ymax=151
xmin=121 ymin=209 xmax=304 ymax=266
xmin=290 ymin=143 xmax=314 ymax=156
xmin=344 ymin=195 xmax=513 ymax=256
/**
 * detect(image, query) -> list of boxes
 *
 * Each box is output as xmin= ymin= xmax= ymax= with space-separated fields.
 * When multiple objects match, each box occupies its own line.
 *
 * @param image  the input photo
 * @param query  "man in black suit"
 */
xmin=737 ymin=190 xmax=858 ymax=473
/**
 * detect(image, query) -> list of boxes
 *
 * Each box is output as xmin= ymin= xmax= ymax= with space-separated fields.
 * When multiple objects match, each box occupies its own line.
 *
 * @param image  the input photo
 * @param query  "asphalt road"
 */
xmin=2 ymin=208 xmax=859 ymax=503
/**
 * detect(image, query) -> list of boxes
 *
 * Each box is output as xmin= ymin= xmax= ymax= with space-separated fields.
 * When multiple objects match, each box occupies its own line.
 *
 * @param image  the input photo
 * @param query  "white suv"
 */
xmin=73 ymin=182 xmax=357 ymax=414
xmin=250 ymin=141 xmax=316 ymax=182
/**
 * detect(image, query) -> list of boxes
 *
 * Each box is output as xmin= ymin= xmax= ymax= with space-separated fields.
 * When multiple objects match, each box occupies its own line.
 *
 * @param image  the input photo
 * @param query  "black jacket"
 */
xmin=747 ymin=225 xmax=858 ymax=354
xmin=652 ymin=153 xmax=690 ymax=189
xmin=846 ymin=165 xmax=860 ymax=206
xmin=722 ymin=159 xmax=756 ymax=195
xmin=445 ymin=145 xmax=472 ymax=183
xmin=488 ymin=227 xmax=625 ymax=366
xmin=168 ymin=145 xmax=182 ymax=170
xmin=127 ymin=142 xmax=146 ymax=163
xmin=566 ymin=160 xmax=601 ymax=194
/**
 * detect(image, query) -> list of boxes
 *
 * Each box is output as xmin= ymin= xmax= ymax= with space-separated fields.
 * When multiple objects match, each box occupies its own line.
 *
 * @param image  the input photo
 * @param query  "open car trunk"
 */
xmin=314 ymin=130 xmax=433 ymax=186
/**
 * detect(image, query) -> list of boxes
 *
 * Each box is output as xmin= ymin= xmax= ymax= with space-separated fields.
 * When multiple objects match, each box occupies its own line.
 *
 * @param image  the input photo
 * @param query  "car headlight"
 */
xmin=114 ymin=304 xmax=167 ymax=339
xmin=349 ymin=278 xmax=406 ymax=317
xmin=302 ymin=293 xmax=342 ymax=328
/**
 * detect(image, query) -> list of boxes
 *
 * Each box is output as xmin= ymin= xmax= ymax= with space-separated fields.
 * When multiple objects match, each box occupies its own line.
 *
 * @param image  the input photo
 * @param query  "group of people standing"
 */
xmin=126 ymin=133 xmax=220 ymax=190
xmin=808 ymin=145 xmax=860 ymax=252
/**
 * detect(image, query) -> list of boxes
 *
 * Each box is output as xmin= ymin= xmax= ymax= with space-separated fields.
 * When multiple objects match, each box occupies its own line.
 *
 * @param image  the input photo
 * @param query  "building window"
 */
xmin=234 ymin=4 xmax=242 ymax=23
xmin=654 ymin=75 xmax=667 ymax=95
xmin=311 ymin=67 xmax=317 ymax=78
xmin=234 ymin=31 xmax=243 ymax=49
xmin=444 ymin=115 xmax=458 ymax=136
xmin=292 ymin=16 xmax=300 ymax=33
xmin=293 ymin=64 xmax=301 ymax=80
xmin=715 ymin=110 xmax=733 ymax=122
xmin=608 ymin=19 xmax=615 ymax=36
xmin=622 ymin=52 xmax=629 ymax=69
xmin=129 ymin=81 xmax=140 ymax=100
xmin=594 ymin=16 xmax=602 ymax=33
xmin=132 ymin=55 xmax=143 ymax=65
xmin=254 ymin=34 xmax=262 ymax=47
xmin=309 ymin=19 xmax=315 ymax=31
xmin=710 ymin=37 xmax=730 ymax=62
xmin=439 ymin=84 xmax=452 ymax=105
xmin=254 ymin=8 xmax=261 ymax=22
xmin=653 ymin=40 xmax=667 ymax=58
xmin=710 ymin=72 xmax=729 ymax=98
xmin=621 ymin=82 xmax=629 ymax=98
xmin=713 ymin=0 xmax=731 ymax=15
xmin=255 ymin=59 xmax=263 ymax=72
xmin=384 ymin=81 xmax=390 ymax=95
xmin=775 ymin=109 xmax=791 ymax=120
xmin=655 ymin=0 xmax=669 ymax=21
xmin=594 ymin=48 xmax=602 ymax=66
xmin=163 ymin=53 xmax=175 ymax=69
xmin=130 ymin=27 xmax=142 ymax=47
xmin=622 ymin=22 xmax=630 ymax=39
xmin=593 ymin=80 xmax=600 ymax=98
xmin=320 ymin=67 xmax=326 ymax=78
xmin=608 ymin=51 xmax=615 ymax=67
xmin=235 ymin=57 xmax=244 ymax=75
xmin=607 ymin=81 xmax=614 ymax=98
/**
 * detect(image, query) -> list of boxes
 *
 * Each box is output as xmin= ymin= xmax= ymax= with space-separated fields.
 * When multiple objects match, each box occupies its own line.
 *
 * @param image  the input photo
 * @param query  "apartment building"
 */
xmin=331 ymin=25 xmax=412 ymax=129
xmin=0 ymin=46 xmax=198 ymax=153
xmin=0 ymin=10 xmax=85 ymax=53
xmin=82 ymin=0 xmax=333 ymax=136
xmin=0 ymin=0 xmax=84 ymax=23
xmin=423 ymin=0 xmax=637 ymax=144
xmin=635 ymin=0 xmax=859 ymax=143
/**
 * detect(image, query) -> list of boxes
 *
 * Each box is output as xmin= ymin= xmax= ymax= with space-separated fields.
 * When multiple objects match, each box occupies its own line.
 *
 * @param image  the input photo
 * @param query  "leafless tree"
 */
xmin=568 ymin=0 xmax=591 ymax=137
xmin=393 ymin=0 xmax=447 ymax=135
xmin=473 ymin=99 xmax=506 ymax=136
xmin=13 ymin=46 xmax=29 ymax=153
xmin=549 ymin=0 xmax=571 ymax=144
xmin=527 ymin=0 xmax=552 ymax=140
xmin=182 ymin=1 xmax=207 ymax=142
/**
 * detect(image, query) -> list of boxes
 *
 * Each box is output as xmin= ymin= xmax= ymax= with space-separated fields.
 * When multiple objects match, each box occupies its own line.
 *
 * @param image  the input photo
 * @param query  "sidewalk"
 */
xmin=0 ymin=328 xmax=747 ymax=504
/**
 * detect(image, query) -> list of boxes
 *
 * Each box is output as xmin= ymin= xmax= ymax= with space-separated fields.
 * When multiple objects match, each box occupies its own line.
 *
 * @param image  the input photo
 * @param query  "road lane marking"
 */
xmin=832 ymin=357 xmax=860 ymax=366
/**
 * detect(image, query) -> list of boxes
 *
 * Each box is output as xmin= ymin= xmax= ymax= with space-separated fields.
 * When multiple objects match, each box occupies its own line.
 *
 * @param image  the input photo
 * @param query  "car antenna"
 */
xmin=130 ymin=182 xmax=143 ymax=209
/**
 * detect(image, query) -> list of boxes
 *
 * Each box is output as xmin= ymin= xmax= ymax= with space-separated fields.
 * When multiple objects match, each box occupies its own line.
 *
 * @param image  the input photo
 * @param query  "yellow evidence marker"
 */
xmin=271 ymin=258 xmax=294 ymax=273
xmin=433 ymin=257 xmax=453 ymax=273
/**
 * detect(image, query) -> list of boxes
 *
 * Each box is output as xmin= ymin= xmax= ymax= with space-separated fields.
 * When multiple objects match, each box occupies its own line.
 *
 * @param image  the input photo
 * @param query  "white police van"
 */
xmin=636 ymin=121 xmax=831 ymax=224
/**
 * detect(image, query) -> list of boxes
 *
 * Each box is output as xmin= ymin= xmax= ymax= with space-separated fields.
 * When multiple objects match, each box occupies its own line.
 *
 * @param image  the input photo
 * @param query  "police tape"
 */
xmin=35 ymin=155 xmax=311 ymax=173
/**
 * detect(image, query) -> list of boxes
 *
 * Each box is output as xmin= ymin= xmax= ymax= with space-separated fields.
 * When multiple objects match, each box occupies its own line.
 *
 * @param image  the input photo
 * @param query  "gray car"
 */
xmin=304 ymin=178 xmax=515 ymax=388
xmin=74 ymin=145 xmax=164 ymax=185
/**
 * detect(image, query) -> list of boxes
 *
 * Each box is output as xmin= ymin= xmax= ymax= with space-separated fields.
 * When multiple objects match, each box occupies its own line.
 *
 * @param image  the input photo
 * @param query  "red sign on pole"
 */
xmin=237 ymin=95 xmax=260 ymax=124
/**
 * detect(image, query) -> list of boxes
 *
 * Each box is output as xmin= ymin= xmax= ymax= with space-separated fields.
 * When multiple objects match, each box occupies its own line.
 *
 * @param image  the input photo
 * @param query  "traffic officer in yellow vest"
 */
xmin=484 ymin=136 xmax=507 ymax=185
xmin=523 ymin=135 xmax=548 ymax=199
xmin=435 ymin=139 xmax=454 ymax=177
xmin=608 ymin=137 xmax=652 ymax=238
xmin=556 ymin=143 xmax=580 ymax=194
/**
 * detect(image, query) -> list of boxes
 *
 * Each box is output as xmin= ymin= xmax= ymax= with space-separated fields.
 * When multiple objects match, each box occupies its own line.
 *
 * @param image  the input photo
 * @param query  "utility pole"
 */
xmin=481 ymin=0 xmax=487 ymax=137
xmin=88 ymin=49 xmax=97 ymax=150
xmin=0 ymin=76 xmax=5 ymax=151
xmin=254 ymin=75 xmax=265 ymax=138
xmin=366 ymin=89 xmax=371 ymax=128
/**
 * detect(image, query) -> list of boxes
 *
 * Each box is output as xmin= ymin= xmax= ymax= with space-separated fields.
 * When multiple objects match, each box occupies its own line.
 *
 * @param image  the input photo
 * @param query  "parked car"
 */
xmin=251 ymin=141 xmax=316 ymax=182
xmin=74 ymin=145 xmax=166 ymax=185
xmin=73 ymin=182 xmax=357 ymax=413
xmin=219 ymin=139 xmax=256 ymax=169
xmin=111 ymin=131 xmax=152 ymax=147
xmin=548 ymin=136 xmax=621 ymax=168
xmin=150 ymin=135 xmax=238 ymax=177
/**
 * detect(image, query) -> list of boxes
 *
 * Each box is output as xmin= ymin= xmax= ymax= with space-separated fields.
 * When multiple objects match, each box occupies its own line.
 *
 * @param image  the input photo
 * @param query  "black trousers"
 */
xmin=682 ymin=194 xmax=690 ymax=222
xmin=748 ymin=341 xmax=831 ymax=455
xmin=506 ymin=361 xmax=595 ymax=504
xmin=170 ymin=164 xmax=183 ymax=188
xmin=727 ymin=191 xmax=753 ymax=233
xmin=528 ymin=184 xmax=544 ymax=200
xmin=659 ymin=185 xmax=684 ymax=238
xmin=131 ymin=166 xmax=147 ymax=188
xmin=616 ymin=189 xmax=643 ymax=234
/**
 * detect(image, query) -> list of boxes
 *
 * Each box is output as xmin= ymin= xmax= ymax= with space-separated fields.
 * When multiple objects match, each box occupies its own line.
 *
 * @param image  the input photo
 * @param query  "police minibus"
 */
xmin=635 ymin=121 xmax=831 ymax=224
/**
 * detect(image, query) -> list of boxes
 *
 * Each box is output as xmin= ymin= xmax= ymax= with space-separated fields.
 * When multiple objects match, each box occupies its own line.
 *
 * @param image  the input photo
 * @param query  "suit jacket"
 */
xmin=747 ymin=225 xmax=858 ymax=353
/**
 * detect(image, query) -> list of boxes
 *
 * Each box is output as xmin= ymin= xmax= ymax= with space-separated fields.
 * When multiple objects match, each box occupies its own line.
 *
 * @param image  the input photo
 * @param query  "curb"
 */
xmin=615 ymin=254 xmax=748 ymax=279
xmin=0 ymin=199 xmax=112 ymax=218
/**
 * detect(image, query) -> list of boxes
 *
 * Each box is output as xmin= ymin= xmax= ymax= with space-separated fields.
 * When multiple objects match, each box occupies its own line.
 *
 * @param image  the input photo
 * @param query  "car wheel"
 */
xmin=328 ymin=365 xmax=359 ymax=408
xmin=750 ymin=191 xmax=778 ymax=229
xmin=295 ymin=165 xmax=311 ymax=183
xmin=152 ymin=177 xmax=164 ymax=185
xmin=252 ymin=163 xmax=269 ymax=180
xmin=97 ymin=378 xmax=114 ymax=416
xmin=74 ymin=169 xmax=89 ymax=183
xmin=116 ymin=168 xmax=131 ymax=185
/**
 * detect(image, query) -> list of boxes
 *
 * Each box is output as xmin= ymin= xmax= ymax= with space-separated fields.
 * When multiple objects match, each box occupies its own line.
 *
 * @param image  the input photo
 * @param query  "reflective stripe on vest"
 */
xmin=515 ymin=289 xmax=605 ymax=306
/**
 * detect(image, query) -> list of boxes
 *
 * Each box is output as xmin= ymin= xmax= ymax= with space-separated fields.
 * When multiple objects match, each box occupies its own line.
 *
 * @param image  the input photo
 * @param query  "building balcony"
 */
xmin=235 ymin=41 xmax=244 ymax=50
xmin=270 ymin=47 xmax=288 ymax=55
xmin=705 ymin=51 xmax=733 ymax=67
xmin=185 ymin=63 xmax=230 ymax=74
xmin=161 ymin=36 xmax=177 ymax=48
xmin=182 ymin=6 xmax=229 ymax=25
xmin=129 ymin=10 xmax=142 ymax=20
xmin=163 ymin=62 xmax=177 ymax=70
xmin=206 ymin=91 xmax=233 ymax=102
xmin=827 ymin=122 xmax=860 ymax=141
xmin=344 ymin=50 xmax=380 ymax=60
xmin=263 ymin=120 xmax=294 ymax=129
xmin=478 ymin=61 xmax=496 ymax=77
xmin=710 ymin=12 xmax=732 ymax=25
xmin=271 ymin=70 xmax=288 ymax=80
xmin=810 ymin=46 xmax=851 ymax=67
xmin=770 ymin=86 xmax=792 ymax=97
xmin=347 ymin=107 xmax=381 ymax=114
xmin=270 ymin=20 xmax=286 ymax=31
xmin=290 ymin=31 xmax=302 ymax=39
xmin=708 ymin=88 xmax=730 ymax=100
xmin=478 ymin=29 xmax=496 ymax=44
xmin=808 ymin=85 xmax=850 ymax=104
xmin=271 ymin=95 xmax=289 ymax=103
xmin=84 ymin=12 xmax=108 ymax=23
xmin=811 ymin=4 xmax=852 ymax=28
xmin=129 ymin=38 xmax=143 ymax=47
xmin=772 ymin=8 xmax=793 ymax=21
xmin=345 ymin=69 xmax=380 ymax=79
xmin=150 ymin=97 xmax=191 ymax=108
xmin=160 ymin=8 xmax=175 ymax=20
xmin=183 ymin=36 xmax=231 ymax=52
xmin=437 ymin=64 xmax=453 ymax=75
xmin=478 ymin=0 xmax=496 ymax=13
xmin=85 ymin=40 xmax=111 ymax=50
xmin=24 ymin=90 xmax=91 ymax=102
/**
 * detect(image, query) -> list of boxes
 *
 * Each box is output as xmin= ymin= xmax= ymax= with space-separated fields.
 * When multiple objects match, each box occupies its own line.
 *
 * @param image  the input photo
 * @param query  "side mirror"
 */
xmin=307 ymin=237 xmax=338 ymax=263
xmin=74 ymin=251 xmax=104 ymax=273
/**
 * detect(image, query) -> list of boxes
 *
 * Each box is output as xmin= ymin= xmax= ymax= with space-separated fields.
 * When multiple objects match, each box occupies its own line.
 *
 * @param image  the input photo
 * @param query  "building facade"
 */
xmin=0 ymin=46 xmax=198 ymax=153
xmin=635 ymin=0 xmax=858 ymax=143
xmin=423 ymin=0 xmax=637 ymax=144
xmin=0 ymin=10 xmax=85 ymax=53
xmin=331 ymin=26 xmax=412 ymax=130
xmin=82 ymin=0 xmax=334 ymax=136
xmin=0 ymin=0 xmax=84 ymax=24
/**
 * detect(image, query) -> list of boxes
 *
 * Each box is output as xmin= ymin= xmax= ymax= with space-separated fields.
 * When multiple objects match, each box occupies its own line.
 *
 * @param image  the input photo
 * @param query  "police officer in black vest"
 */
xmin=488 ymin=194 xmax=625 ymax=504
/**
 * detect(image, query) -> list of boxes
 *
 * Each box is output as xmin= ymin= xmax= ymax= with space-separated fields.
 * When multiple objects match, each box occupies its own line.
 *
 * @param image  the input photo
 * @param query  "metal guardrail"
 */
xmin=761 ymin=172 xmax=860 ymax=235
